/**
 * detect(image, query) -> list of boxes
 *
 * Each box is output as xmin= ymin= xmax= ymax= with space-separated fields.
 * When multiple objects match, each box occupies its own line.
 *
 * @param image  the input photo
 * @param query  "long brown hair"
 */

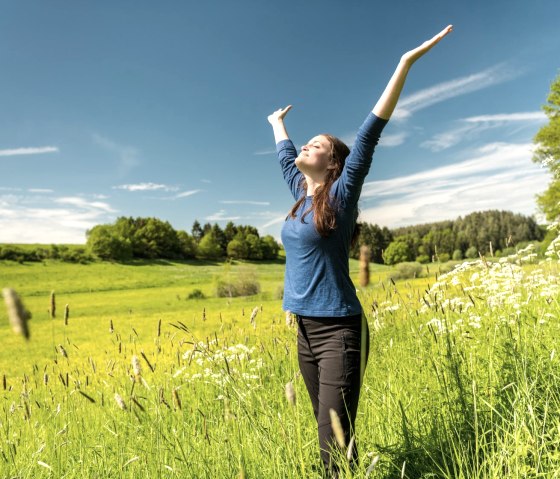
xmin=287 ymin=134 xmax=360 ymax=247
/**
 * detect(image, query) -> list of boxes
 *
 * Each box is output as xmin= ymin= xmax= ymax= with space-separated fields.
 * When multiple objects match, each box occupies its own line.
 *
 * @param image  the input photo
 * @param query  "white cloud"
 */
xmin=0 ymin=194 xmax=117 ymax=243
xmin=0 ymin=146 xmax=58 ymax=157
xmin=260 ymin=215 xmax=286 ymax=229
xmin=254 ymin=147 xmax=277 ymax=156
xmin=358 ymin=141 xmax=549 ymax=228
xmin=220 ymin=200 xmax=270 ymax=206
xmin=28 ymin=188 xmax=54 ymax=193
xmin=175 ymin=189 xmax=202 ymax=199
xmin=393 ymin=62 xmax=521 ymax=120
xmin=464 ymin=112 xmax=547 ymax=123
xmin=205 ymin=209 xmax=242 ymax=221
xmin=54 ymin=196 xmax=116 ymax=213
xmin=378 ymin=132 xmax=407 ymax=147
xmin=421 ymin=110 xmax=547 ymax=152
xmin=113 ymin=182 xmax=178 ymax=192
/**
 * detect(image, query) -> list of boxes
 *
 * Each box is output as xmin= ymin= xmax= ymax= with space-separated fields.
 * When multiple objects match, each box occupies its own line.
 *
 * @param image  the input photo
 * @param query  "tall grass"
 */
xmin=1 ymin=232 xmax=560 ymax=477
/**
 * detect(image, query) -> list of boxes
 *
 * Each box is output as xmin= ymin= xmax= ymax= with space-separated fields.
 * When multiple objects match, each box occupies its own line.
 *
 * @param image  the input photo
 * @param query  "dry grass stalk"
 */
xmin=250 ymin=306 xmax=259 ymax=329
xmin=359 ymin=245 xmax=371 ymax=287
xmin=2 ymin=288 xmax=32 ymax=340
xmin=285 ymin=381 xmax=296 ymax=405
xmin=58 ymin=345 xmax=68 ymax=358
xmin=109 ymin=319 xmax=114 ymax=333
xmin=140 ymin=351 xmax=155 ymax=372
xmin=172 ymin=387 xmax=182 ymax=410
xmin=50 ymin=291 xmax=56 ymax=319
xmin=131 ymin=355 xmax=142 ymax=380
xmin=64 ymin=304 xmax=69 ymax=325
xmin=285 ymin=310 xmax=295 ymax=328
xmin=114 ymin=393 xmax=127 ymax=410
xmin=329 ymin=408 xmax=346 ymax=449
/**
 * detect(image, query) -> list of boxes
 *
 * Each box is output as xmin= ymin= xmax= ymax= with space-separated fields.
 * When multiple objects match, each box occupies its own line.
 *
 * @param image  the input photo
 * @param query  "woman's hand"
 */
xmin=401 ymin=25 xmax=453 ymax=66
xmin=267 ymin=105 xmax=292 ymax=125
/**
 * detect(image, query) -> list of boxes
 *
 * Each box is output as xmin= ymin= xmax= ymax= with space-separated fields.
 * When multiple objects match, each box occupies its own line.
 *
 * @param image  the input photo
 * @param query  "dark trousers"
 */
xmin=296 ymin=312 xmax=370 ymax=477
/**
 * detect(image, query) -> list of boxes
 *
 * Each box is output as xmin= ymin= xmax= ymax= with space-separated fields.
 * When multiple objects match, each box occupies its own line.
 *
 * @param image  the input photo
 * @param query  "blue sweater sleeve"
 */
xmin=276 ymin=139 xmax=304 ymax=201
xmin=334 ymin=112 xmax=389 ymax=208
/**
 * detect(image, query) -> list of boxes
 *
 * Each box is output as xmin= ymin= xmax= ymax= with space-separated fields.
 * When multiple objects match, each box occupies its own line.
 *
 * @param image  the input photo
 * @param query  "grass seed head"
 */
xmin=131 ymin=355 xmax=142 ymax=379
xmin=2 ymin=288 xmax=32 ymax=339
xmin=329 ymin=408 xmax=346 ymax=449
xmin=285 ymin=381 xmax=296 ymax=406
xmin=50 ymin=291 xmax=56 ymax=319
xmin=114 ymin=393 xmax=127 ymax=410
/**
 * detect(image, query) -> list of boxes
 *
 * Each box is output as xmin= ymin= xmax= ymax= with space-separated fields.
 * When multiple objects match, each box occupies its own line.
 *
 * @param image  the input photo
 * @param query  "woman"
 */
xmin=268 ymin=25 xmax=453 ymax=476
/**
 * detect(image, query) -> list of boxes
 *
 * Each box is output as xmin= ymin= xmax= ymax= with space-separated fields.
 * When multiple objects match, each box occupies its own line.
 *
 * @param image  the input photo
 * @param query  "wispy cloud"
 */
xmin=205 ymin=209 xmax=242 ymax=221
xmin=92 ymin=133 xmax=140 ymax=176
xmin=113 ymin=182 xmax=179 ymax=192
xmin=175 ymin=189 xmax=201 ymax=198
xmin=421 ymin=110 xmax=547 ymax=152
xmin=0 ymin=194 xmax=117 ymax=243
xmin=28 ymin=188 xmax=54 ymax=193
xmin=220 ymin=200 xmax=270 ymax=206
xmin=393 ymin=62 xmax=521 ymax=120
xmin=54 ymin=196 xmax=116 ymax=213
xmin=359 ymin=141 xmax=549 ymax=228
xmin=201 ymin=179 xmax=212 ymax=184
xmin=0 ymin=146 xmax=58 ymax=157
xmin=254 ymin=148 xmax=276 ymax=156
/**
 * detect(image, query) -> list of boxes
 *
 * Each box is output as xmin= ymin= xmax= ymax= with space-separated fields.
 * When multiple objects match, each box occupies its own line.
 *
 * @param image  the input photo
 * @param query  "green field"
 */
xmin=1 ymin=243 xmax=559 ymax=478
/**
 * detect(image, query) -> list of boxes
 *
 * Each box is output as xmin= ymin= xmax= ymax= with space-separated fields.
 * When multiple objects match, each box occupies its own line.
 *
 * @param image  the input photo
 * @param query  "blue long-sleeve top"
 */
xmin=277 ymin=111 xmax=388 ymax=316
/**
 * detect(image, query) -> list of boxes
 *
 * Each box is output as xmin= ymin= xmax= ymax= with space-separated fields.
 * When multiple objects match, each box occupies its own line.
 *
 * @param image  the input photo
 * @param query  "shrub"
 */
xmin=465 ymin=246 xmax=478 ymax=259
xmin=216 ymin=280 xmax=239 ymax=298
xmin=415 ymin=254 xmax=430 ymax=264
xmin=388 ymin=261 xmax=425 ymax=281
xmin=215 ymin=277 xmax=260 ymax=298
xmin=452 ymin=249 xmax=463 ymax=261
xmin=187 ymin=289 xmax=206 ymax=299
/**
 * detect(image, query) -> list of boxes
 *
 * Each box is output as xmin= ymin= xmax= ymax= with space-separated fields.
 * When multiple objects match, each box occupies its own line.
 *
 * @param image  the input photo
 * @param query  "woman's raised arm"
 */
xmin=373 ymin=25 xmax=453 ymax=120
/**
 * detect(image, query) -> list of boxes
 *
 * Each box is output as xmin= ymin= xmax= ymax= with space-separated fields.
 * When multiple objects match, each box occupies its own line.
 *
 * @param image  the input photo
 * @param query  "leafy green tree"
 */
xmin=224 ymin=221 xmax=238 ymax=243
xmin=177 ymin=230 xmax=197 ymax=259
xmin=191 ymin=220 xmax=203 ymax=243
xmin=260 ymin=235 xmax=280 ymax=260
xmin=86 ymin=224 xmax=133 ymax=261
xmin=227 ymin=238 xmax=249 ymax=259
xmin=197 ymin=231 xmax=223 ymax=260
xmin=246 ymin=234 xmax=263 ymax=260
xmin=383 ymin=239 xmax=412 ymax=265
xmin=533 ymin=72 xmax=560 ymax=221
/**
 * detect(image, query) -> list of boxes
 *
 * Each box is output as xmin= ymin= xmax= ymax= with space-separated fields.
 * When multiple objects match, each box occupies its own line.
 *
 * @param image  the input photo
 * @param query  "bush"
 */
xmin=187 ymin=289 xmax=206 ymax=299
xmin=215 ymin=277 xmax=260 ymax=298
xmin=388 ymin=261 xmax=426 ymax=281
xmin=465 ymin=246 xmax=478 ymax=259
xmin=452 ymin=249 xmax=463 ymax=261
xmin=415 ymin=254 xmax=430 ymax=264
xmin=216 ymin=280 xmax=238 ymax=298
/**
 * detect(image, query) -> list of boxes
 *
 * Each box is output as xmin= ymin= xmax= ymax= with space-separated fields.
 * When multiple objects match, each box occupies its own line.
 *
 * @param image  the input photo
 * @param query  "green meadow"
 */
xmin=1 ymin=240 xmax=560 ymax=478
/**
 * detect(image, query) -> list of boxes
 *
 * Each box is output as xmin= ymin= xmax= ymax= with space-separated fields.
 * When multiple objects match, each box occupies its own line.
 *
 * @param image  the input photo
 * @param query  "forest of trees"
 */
xmin=0 ymin=209 xmax=548 ymax=265
xmin=84 ymin=217 xmax=280 ymax=262
xmin=350 ymin=209 xmax=547 ymax=265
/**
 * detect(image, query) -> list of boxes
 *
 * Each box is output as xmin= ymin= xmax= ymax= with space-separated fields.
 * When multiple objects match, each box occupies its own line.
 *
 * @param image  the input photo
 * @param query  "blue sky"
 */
xmin=1 ymin=0 xmax=559 ymax=244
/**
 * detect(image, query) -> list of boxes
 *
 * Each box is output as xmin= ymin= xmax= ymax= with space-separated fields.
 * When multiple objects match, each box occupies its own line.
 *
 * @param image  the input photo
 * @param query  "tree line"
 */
xmin=85 ymin=217 xmax=280 ymax=261
xmin=0 ymin=209 xmax=547 ymax=265
xmin=350 ymin=209 xmax=547 ymax=264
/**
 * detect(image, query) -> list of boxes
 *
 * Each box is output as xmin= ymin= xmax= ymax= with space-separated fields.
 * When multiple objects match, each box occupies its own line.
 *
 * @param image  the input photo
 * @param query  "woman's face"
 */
xmin=295 ymin=135 xmax=331 ymax=176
